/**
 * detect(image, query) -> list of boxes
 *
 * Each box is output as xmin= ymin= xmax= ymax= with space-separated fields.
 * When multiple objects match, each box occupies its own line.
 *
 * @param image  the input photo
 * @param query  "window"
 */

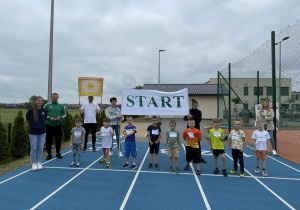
xmin=280 ymin=87 xmax=289 ymax=96
xmin=244 ymin=87 xmax=248 ymax=96
xmin=254 ymin=87 xmax=263 ymax=96
xmin=295 ymin=95 xmax=299 ymax=100
xmin=266 ymin=87 xmax=272 ymax=96
xmin=292 ymin=95 xmax=295 ymax=100
xmin=243 ymin=104 xmax=248 ymax=110
xmin=281 ymin=104 xmax=289 ymax=109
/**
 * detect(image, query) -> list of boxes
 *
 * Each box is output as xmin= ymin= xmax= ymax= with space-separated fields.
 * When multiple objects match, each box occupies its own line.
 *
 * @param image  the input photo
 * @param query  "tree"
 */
xmin=0 ymin=117 xmax=10 ymax=161
xmin=232 ymin=97 xmax=241 ymax=116
xmin=62 ymin=110 xmax=74 ymax=142
xmin=11 ymin=110 xmax=29 ymax=158
xmin=134 ymin=85 xmax=143 ymax=89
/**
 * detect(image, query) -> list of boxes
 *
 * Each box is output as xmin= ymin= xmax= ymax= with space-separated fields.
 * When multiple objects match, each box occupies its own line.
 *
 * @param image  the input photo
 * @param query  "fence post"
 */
xmin=271 ymin=31 xmax=277 ymax=150
xmin=8 ymin=123 xmax=11 ymax=144
xmin=228 ymin=63 xmax=231 ymax=132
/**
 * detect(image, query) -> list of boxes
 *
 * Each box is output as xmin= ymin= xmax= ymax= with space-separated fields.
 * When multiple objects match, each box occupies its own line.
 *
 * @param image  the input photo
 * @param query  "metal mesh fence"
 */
xmin=217 ymin=18 xmax=300 ymax=165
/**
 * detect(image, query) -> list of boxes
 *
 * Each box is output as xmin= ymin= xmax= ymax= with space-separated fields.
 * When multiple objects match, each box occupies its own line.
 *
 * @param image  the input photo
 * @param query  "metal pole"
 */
xmin=217 ymin=71 xmax=220 ymax=118
xmin=271 ymin=31 xmax=277 ymax=150
xmin=158 ymin=49 xmax=165 ymax=91
xmin=257 ymin=71 xmax=259 ymax=104
xmin=278 ymin=42 xmax=282 ymax=109
xmin=228 ymin=63 xmax=231 ymax=131
xmin=47 ymin=0 xmax=54 ymax=102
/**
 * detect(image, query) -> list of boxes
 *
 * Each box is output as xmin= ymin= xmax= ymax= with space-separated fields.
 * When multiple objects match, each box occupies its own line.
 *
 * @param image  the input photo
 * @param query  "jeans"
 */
xmin=110 ymin=125 xmax=121 ymax=151
xmin=72 ymin=143 xmax=82 ymax=163
xmin=29 ymin=133 xmax=46 ymax=163
xmin=267 ymin=130 xmax=275 ymax=150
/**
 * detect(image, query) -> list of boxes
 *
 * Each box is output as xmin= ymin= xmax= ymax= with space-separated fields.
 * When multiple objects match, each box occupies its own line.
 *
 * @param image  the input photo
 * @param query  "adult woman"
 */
xmin=257 ymin=100 xmax=277 ymax=155
xmin=26 ymin=96 xmax=47 ymax=170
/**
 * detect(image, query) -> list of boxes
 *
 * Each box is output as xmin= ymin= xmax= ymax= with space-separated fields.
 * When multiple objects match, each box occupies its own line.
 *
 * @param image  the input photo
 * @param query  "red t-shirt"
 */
xmin=182 ymin=128 xmax=202 ymax=148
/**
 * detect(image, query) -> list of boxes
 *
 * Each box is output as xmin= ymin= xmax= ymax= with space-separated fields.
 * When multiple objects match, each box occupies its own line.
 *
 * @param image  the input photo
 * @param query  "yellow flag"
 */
xmin=78 ymin=77 xmax=103 ymax=96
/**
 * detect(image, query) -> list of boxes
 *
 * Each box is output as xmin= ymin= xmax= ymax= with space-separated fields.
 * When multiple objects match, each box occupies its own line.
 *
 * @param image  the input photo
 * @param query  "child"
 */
xmin=228 ymin=120 xmax=246 ymax=178
xmin=165 ymin=120 xmax=181 ymax=173
xmin=96 ymin=118 xmax=115 ymax=169
xmin=122 ymin=116 xmax=137 ymax=170
xmin=251 ymin=119 xmax=271 ymax=177
xmin=182 ymin=118 xmax=202 ymax=175
xmin=70 ymin=117 xmax=86 ymax=167
xmin=147 ymin=115 xmax=162 ymax=170
xmin=209 ymin=118 xmax=228 ymax=177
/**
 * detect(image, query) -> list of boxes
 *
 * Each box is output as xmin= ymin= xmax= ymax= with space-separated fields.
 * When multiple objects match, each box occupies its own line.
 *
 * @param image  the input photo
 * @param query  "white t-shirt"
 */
xmin=251 ymin=130 xmax=270 ymax=151
xmin=100 ymin=126 xmax=113 ymax=149
xmin=81 ymin=102 xmax=100 ymax=123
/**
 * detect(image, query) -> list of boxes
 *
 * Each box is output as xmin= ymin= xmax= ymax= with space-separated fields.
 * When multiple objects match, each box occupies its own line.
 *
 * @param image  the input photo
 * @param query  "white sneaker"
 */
xmin=37 ymin=162 xmax=43 ymax=170
xmin=273 ymin=150 xmax=277 ymax=156
xmin=262 ymin=171 xmax=268 ymax=177
xmin=119 ymin=151 xmax=123 ymax=158
xmin=109 ymin=151 xmax=113 ymax=156
xmin=32 ymin=163 xmax=38 ymax=171
xmin=254 ymin=168 xmax=260 ymax=174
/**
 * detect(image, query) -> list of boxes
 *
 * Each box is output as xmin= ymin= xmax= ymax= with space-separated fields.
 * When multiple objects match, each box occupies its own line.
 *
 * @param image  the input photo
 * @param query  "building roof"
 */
xmin=143 ymin=84 xmax=228 ymax=95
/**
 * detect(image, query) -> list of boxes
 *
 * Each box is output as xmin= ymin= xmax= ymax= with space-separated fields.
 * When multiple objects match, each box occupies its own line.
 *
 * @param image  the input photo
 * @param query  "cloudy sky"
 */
xmin=0 ymin=0 xmax=299 ymax=104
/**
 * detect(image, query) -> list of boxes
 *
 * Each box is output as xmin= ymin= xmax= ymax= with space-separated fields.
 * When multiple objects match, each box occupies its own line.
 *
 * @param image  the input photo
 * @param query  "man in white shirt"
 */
xmin=80 ymin=96 xmax=100 ymax=152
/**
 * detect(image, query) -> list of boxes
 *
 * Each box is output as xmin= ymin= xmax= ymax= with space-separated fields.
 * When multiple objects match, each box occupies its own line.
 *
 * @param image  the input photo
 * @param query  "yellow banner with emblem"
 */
xmin=78 ymin=77 xmax=103 ymax=96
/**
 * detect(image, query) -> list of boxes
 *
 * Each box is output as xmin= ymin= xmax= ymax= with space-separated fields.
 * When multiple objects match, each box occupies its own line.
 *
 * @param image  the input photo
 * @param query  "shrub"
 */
xmin=11 ymin=110 xmax=29 ymax=158
xmin=62 ymin=110 xmax=74 ymax=142
xmin=0 ymin=118 xmax=10 ymax=161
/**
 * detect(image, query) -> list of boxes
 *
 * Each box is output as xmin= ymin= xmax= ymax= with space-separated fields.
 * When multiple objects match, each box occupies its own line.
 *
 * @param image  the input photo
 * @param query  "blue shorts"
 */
xmin=125 ymin=141 xmax=137 ymax=158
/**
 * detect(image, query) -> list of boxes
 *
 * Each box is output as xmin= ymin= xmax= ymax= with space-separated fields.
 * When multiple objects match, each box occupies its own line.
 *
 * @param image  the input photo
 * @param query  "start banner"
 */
xmin=122 ymin=88 xmax=189 ymax=115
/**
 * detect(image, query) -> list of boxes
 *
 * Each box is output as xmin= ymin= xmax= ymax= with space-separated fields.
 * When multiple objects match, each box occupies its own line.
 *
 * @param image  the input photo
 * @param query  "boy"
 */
xmin=147 ymin=115 xmax=162 ymax=170
xmin=96 ymin=118 xmax=115 ymax=169
xmin=182 ymin=118 xmax=202 ymax=175
xmin=251 ymin=119 xmax=271 ymax=177
xmin=122 ymin=116 xmax=137 ymax=170
xmin=209 ymin=118 xmax=228 ymax=177
xmin=228 ymin=120 xmax=246 ymax=178
xmin=165 ymin=120 xmax=181 ymax=173
xmin=70 ymin=117 xmax=86 ymax=167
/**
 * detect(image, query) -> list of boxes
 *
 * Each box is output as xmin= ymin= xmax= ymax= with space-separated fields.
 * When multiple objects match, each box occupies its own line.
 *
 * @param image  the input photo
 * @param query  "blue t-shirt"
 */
xmin=124 ymin=125 xmax=136 ymax=142
xmin=26 ymin=108 xmax=47 ymax=134
xmin=147 ymin=125 xmax=161 ymax=142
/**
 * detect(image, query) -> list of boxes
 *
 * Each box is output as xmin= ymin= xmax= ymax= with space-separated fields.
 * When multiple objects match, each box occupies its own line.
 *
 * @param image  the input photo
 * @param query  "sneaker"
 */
xmin=92 ymin=147 xmax=96 ymax=152
xmin=46 ymin=155 xmax=52 ymax=160
xmin=99 ymin=159 xmax=106 ymax=164
xmin=32 ymin=163 xmax=38 ymax=171
xmin=56 ymin=153 xmax=63 ymax=159
xmin=155 ymin=163 xmax=159 ymax=170
xmin=123 ymin=163 xmax=130 ymax=169
xmin=70 ymin=161 xmax=75 ymax=167
xmin=213 ymin=168 xmax=219 ymax=174
xmin=254 ymin=168 xmax=260 ymax=174
xmin=76 ymin=162 xmax=80 ymax=167
xmin=169 ymin=166 xmax=173 ymax=173
xmin=118 ymin=151 xmax=123 ymax=158
xmin=106 ymin=163 xmax=111 ymax=169
xmin=37 ymin=162 xmax=43 ymax=170
xmin=273 ymin=150 xmax=277 ymax=156
xmin=148 ymin=163 xmax=153 ymax=169
xmin=240 ymin=173 xmax=245 ymax=178
xmin=196 ymin=169 xmax=201 ymax=175
xmin=184 ymin=165 xmax=189 ymax=170
xmin=262 ymin=170 xmax=268 ymax=177
xmin=222 ymin=169 xmax=228 ymax=177
xmin=109 ymin=151 xmax=113 ymax=156
xmin=130 ymin=164 xmax=137 ymax=170
xmin=175 ymin=167 xmax=179 ymax=174
xmin=230 ymin=169 xmax=238 ymax=174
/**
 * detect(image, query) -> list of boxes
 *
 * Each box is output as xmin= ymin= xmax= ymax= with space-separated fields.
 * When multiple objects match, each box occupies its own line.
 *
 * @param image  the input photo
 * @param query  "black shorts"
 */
xmin=149 ymin=142 xmax=160 ymax=154
xmin=186 ymin=146 xmax=201 ymax=163
xmin=213 ymin=149 xmax=225 ymax=156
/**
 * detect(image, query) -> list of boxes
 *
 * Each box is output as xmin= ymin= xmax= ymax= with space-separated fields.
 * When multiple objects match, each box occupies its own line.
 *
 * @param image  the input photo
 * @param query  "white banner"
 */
xmin=122 ymin=88 xmax=189 ymax=115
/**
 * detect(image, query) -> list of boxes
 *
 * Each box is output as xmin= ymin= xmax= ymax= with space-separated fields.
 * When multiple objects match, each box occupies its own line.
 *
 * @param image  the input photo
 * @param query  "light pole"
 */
xmin=275 ymin=36 xmax=289 ymax=109
xmin=48 ymin=0 xmax=55 ymax=102
xmin=158 ymin=49 xmax=165 ymax=90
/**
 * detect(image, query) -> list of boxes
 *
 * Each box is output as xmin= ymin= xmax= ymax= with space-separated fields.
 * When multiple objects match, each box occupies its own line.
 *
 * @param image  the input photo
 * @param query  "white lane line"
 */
xmin=30 ymin=141 xmax=123 ymax=210
xmin=119 ymin=147 xmax=149 ymax=210
xmin=0 ymin=150 xmax=72 ymax=185
xmin=183 ymin=144 xmax=211 ymax=210
xmin=246 ymin=146 xmax=300 ymax=173
xmin=225 ymin=153 xmax=296 ymax=210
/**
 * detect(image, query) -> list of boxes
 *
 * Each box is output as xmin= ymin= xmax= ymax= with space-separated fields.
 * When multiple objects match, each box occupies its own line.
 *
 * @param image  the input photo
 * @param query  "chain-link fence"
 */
xmin=215 ymin=18 xmax=300 ymax=165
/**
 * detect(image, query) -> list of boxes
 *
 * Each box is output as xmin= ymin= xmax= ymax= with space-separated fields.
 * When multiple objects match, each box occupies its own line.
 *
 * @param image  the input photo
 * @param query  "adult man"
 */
xmin=106 ymin=97 xmax=123 ymax=158
xmin=80 ymin=96 xmax=100 ymax=152
xmin=184 ymin=99 xmax=207 ymax=163
xmin=45 ymin=93 xmax=66 ymax=160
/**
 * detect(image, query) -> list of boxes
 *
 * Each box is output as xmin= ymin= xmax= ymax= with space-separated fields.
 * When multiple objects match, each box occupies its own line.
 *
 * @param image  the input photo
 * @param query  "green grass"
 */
xmin=0 ymin=108 xmax=28 ymax=125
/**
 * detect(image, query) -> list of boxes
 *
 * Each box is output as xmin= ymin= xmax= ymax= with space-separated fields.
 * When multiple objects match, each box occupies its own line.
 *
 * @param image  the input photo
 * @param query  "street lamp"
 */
xmin=275 ymin=36 xmax=290 ymax=109
xmin=158 ymin=49 xmax=165 ymax=90
xmin=48 ymin=0 xmax=55 ymax=102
